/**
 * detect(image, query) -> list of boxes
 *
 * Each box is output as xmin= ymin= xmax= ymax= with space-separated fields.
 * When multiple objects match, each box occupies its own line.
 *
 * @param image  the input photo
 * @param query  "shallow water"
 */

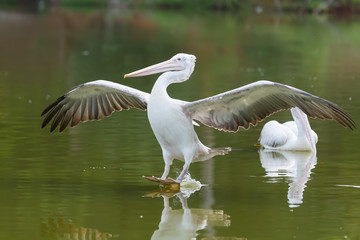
xmin=0 ymin=6 xmax=359 ymax=240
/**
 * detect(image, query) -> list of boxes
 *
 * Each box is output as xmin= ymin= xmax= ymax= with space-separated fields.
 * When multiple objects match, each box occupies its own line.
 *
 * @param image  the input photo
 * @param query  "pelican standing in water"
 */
xmin=259 ymin=107 xmax=318 ymax=152
xmin=41 ymin=53 xmax=355 ymax=184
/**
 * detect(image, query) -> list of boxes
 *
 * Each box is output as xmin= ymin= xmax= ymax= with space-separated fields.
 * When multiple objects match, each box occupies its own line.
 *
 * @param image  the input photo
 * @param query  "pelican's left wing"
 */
xmin=183 ymin=80 xmax=356 ymax=132
xmin=41 ymin=80 xmax=150 ymax=132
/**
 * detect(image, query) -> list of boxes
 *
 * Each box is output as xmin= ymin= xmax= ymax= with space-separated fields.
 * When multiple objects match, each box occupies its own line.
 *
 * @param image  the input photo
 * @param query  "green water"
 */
xmin=0 ymin=7 xmax=359 ymax=240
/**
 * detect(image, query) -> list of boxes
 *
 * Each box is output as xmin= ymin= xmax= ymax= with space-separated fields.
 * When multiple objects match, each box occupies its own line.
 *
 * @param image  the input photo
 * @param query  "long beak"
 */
xmin=124 ymin=59 xmax=184 ymax=78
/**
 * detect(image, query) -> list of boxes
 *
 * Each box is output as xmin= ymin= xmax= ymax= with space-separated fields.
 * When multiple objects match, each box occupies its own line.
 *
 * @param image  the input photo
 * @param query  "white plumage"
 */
xmin=259 ymin=107 xmax=318 ymax=152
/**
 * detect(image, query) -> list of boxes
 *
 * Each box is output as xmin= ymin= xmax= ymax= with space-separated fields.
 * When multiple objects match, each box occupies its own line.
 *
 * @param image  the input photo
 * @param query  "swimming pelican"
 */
xmin=259 ymin=107 xmax=318 ymax=152
xmin=41 ymin=53 xmax=356 ymax=183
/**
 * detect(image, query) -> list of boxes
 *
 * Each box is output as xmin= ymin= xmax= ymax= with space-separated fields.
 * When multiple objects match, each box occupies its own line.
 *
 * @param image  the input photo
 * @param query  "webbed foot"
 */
xmin=143 ymin=176 xmax=180 ymax=191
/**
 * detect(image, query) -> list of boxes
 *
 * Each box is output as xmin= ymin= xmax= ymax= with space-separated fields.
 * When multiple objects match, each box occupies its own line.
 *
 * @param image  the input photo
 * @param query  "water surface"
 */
xmin=0 ymin=7 xmax=359 ymax=240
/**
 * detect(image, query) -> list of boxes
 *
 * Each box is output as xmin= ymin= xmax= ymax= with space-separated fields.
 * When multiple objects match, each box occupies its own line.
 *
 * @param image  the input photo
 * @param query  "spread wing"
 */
xmin=41 ymin=80 xmax=149 ymax=132
xmin=183 ymin=80 xmax=356 ymax=132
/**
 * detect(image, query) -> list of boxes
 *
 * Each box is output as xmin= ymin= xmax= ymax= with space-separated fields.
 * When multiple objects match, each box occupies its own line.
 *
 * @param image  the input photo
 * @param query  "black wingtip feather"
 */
xmin=41 ymin=95 xmax=66 ymax=116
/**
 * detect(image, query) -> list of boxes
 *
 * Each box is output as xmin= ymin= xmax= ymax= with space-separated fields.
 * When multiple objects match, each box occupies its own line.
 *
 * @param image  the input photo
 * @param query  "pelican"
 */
xmin=259 ymin=107 xmax=318 ymax=152
xmin=41 ymin=53 xmax=356 ymax=183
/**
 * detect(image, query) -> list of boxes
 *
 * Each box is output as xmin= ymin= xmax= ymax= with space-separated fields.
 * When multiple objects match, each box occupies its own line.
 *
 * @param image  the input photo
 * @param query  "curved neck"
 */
xmin=291 ymin=107 xmax=316 ymax=152
xmin=151 ymin=71 xmax=190 ymax=97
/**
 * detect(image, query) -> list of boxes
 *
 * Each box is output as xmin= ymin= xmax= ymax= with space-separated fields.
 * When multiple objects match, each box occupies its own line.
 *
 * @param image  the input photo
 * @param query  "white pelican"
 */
xmin=41 ymin=53 xmax=356 ymax=183
xmin=259 ymin=107 xmax=318 ymax=152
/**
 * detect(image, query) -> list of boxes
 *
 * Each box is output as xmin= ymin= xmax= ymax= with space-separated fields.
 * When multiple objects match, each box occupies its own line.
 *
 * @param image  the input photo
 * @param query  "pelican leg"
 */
xmin=161 ymin=163 xmax=171 ymax=180
xmin=176 ymin=161 xmax=191 ymax=183
xmin=161 ymin=152 xmax=173 ymax=180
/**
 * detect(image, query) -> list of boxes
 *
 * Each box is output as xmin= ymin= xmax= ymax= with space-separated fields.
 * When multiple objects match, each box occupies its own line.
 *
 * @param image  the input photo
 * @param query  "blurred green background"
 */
xmin=2 ymin=0 xmax=360 ymax=13
xmin=0 ymin=1 xmax=359 ymax=240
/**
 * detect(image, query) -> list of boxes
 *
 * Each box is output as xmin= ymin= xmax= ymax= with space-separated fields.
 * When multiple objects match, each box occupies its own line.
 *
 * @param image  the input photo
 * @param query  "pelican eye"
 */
xmin=177 ymin=58 xmax=181 ymax=61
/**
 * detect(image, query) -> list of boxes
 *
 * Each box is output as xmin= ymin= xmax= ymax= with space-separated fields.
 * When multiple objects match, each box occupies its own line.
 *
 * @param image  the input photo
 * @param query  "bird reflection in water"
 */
xmin=146 ymin=191 xmax=233 ymax=240
xmin=41 ymin=215 xmax=115 ymax=240
xmin=258 ymin=149 xmax=317 ymax=208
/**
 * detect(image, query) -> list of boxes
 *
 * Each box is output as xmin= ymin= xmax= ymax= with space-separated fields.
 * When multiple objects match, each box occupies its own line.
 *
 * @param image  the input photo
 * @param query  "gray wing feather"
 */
xmin=41 ymin=80 xmax=149 ymax=132
xmin=183 ymin=80 xmax=356 ymax=132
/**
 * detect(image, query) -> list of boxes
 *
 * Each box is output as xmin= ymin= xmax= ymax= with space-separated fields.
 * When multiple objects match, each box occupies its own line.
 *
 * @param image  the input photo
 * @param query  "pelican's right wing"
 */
xmin=41 ymin=80 xmax=149 ymax=132
xmin=183 ymin=80 xmax=356 ymax=132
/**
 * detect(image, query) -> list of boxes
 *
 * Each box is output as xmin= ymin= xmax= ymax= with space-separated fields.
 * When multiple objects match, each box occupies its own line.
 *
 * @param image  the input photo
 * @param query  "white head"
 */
xmin=124 ymin=53 xmax=196 ymax=83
